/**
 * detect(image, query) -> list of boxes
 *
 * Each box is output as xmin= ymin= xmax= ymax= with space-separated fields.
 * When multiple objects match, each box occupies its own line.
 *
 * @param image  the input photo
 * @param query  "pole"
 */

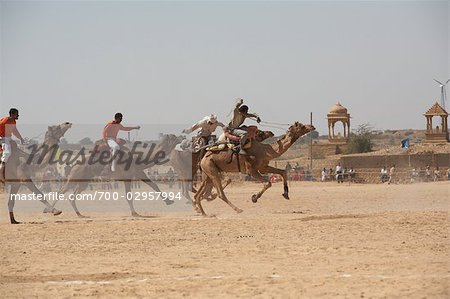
xmin=310 ymin=112 xmax=313 ymax=172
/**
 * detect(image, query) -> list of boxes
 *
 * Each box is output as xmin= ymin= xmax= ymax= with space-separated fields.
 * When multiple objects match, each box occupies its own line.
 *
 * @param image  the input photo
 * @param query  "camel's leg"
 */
xmin=23 ymin=181 xmax=62 ymax=216
xmin=47 ymin=178 xmax=70 ymax=209
xmin=137 ymin=171 xmax=173 ymax=206
xmin=222 ymin=178 xmax=232 ymax=189
xmin=68 ymin=182 xmax=89 ymax=218
xmin=58 ymin=179 xmax=70 ymax=195
xmin=263 ymin=166 xmax=290 ymax=199
xmin=211 ymin=175 xmax=243 ymax=214
xmin=248 ymin=170 xmax=272 ymax=203
xmin=124 ymin=180 xmax=140 ymax=217
xmin=193 ymin=177 xmax=209 ymax=215
xmin=56 ymin=178 xmax=88 ymax=217
xmin=202 ymin=182 xmax=215 ymax=201
xmin=198 ymin=156 xmax=242 ymax=214
xmin=180 ymin=179 xmax=192 ymax=204
xmin=8 ymin=183 xmax=20 ymax=224
xmin=207 ymin=170 xmax=242 ymax=213
xmin=199 ymin=173 xmax=232 ymax=202
xmin=199 ymin=177 xmax=230 ymax=202
xmin=139 ymin=175 xmax=160 ymax=192
xmin=191 ymin=154 xmax=200 ymax=193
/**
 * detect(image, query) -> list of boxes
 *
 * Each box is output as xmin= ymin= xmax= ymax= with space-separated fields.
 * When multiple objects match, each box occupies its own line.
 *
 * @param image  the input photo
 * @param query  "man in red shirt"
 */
xmin=0 ymin=108 xmax=25 ymax=176
xmin=102 ymin=113 xmax=140 ymax=172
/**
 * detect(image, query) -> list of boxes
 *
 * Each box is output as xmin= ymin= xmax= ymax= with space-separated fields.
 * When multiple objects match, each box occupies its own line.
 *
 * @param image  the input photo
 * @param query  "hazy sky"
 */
xmin=1 ymin=0 xmax=449 ymax=139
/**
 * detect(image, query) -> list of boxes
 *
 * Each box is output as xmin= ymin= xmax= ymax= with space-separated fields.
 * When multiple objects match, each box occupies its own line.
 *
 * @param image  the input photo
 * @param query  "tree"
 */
xmin=78 ymin=137 xmax=93 ymax=145
xmin=346 ymin=123 xmax=374 ymax=154
xmin=310 ymin=131 xmax=319 ymax=139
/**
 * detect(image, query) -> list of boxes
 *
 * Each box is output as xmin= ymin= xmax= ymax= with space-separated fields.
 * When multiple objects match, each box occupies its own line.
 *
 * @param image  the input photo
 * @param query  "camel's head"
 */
xmin=288 ymin=122 xmax=316 ymax=139
xmin=45 ymin=122 xmax=72 ymax=144
xmin=255 ymin=130 xmax=275 ymax=142
xmin=159 ymin=134 xmax=184 ymax=152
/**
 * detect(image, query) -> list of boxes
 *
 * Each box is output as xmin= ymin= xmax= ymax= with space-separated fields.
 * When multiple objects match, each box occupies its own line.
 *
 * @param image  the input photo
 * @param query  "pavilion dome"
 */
xmin=328 ymin=102 xmax=348 ymax=115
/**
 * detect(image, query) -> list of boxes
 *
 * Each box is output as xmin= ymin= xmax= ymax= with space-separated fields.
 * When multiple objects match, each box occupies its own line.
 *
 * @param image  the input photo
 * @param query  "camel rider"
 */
xmin=0 ymin=108 xmax=25 ymax=178
xmin=103 ymin=113 xmax=140 ymax=172
xmin=228 ymin=98 xmax=261 ymax=152
xmin=182 ymin=114 xmax=225 ymax=150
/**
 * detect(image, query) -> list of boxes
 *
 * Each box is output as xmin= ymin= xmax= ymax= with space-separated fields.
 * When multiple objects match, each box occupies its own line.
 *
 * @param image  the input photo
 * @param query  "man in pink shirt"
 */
xmin=103 ymin=113 xmax=140 ymax=171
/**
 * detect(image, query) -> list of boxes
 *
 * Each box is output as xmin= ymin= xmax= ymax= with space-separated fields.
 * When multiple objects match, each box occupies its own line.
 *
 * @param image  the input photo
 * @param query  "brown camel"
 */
xmin=170 ymin=129 xmax=275 ymax=208
xmin=58 ymin=134 xmax=182 ymax=217
xmin=1 ymin=122 xmax=72 ymax=224
xmin=194 ymin=122 xmax=315 ymax=215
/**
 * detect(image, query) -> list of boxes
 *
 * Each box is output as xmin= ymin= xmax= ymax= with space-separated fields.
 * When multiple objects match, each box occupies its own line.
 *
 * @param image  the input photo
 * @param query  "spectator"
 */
xmin=285 ymin=162 xmax=292 ymax=171
xmin=425 ymin=166 xmax=432 ymax=182
xmin=348 ymin=167 xmax=356 ymax=181
xmin=411 ymin=168 xmax=419 ymax=183
xmin=167 ymin=167 xmax=175 ymax=181
xmin=285 ymin=162 xmax=292 ymax=180
xmin=434 ymin=167 xmax=440 ymax=182
xmin=381 ymin=166 xmax=389 ymax=183
xmin=388 ymin=164 xmax=395 ymax=184
xmin=321 ymin=168 xmax=327 ymax=182
xmin=336 ymin=163 xmax=344 ymax=183
xmin=447 ymin=168 xmax=450 ymax=180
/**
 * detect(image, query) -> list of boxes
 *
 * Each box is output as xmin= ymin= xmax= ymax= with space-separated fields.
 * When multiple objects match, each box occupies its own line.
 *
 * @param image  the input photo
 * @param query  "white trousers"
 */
xmin=107 ymin=138 xmax=120 ymax=171
xmin=0 ymin=137 xmax=12 ymax=163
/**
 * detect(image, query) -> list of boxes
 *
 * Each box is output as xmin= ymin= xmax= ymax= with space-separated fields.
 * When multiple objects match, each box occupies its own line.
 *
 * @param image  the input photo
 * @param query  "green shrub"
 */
xmin=345 ymin=123 xmax=374 ymax=154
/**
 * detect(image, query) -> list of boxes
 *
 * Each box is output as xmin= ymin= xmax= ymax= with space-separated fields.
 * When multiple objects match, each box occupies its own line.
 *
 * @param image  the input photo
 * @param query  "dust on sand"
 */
xmin=0 ymin=181 xmax=448 ymax=298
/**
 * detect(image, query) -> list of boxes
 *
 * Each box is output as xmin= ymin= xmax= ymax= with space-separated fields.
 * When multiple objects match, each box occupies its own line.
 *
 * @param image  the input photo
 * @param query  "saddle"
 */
xmin=192 ymin=135 xmax=216 ymax=153
xmin=206 ymin=125 xmax=258 ymax=153
xmin=206 ymin=140 xmax=252 ymax=152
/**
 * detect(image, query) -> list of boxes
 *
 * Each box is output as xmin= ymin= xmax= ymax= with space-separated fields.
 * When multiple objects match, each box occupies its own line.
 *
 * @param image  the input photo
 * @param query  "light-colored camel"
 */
xmin=194 ymin=122 xmax=315 ymax=215
xmin=1 ymin=122 xmax=72 ymax=224
xmin=58 ymin=134 xmax=182 ymax=217
xmin=170 ymin=129 xmax=275 ymax=209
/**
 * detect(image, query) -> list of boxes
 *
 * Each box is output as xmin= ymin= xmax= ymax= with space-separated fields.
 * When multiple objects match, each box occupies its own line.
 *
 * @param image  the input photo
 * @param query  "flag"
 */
xmin=401 ymin=138 xmax=410 ymax=149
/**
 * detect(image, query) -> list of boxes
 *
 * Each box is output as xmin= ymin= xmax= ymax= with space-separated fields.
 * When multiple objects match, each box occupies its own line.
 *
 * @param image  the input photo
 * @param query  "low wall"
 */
xmin=340 ymin=153 xmax=449 ymax=169
xmin=338 ymin=153 xmax=450 ymax=183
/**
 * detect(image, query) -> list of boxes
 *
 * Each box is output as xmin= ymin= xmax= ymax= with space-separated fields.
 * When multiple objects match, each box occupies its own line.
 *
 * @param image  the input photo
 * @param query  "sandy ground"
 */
xmin=0 ymin=181 xmax=449 ymax=298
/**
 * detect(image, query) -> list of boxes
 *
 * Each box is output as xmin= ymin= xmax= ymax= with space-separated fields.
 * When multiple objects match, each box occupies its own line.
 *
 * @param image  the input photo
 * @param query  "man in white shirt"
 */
xmin=183 ymin=114 xmax=225 ymax=151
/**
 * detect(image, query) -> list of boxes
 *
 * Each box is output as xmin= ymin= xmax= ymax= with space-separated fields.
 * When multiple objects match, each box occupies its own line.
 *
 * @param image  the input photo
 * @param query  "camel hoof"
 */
xmin=77 ymin=213 xmax=89 ymax=218
xmin=235 ymin=208 xmax=243 ymax=214
xmin=282 ymin=193 xmax=290 ymax=200
xmin=10 ymin=219 xmax=21 ymax=224
xmin=52 ymin=209 xmax=62 ymax=216
xmin=164 ymin=199 xmax=174 ymax=206
xmin=251 ymin=194 xmax=258 ymax=203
